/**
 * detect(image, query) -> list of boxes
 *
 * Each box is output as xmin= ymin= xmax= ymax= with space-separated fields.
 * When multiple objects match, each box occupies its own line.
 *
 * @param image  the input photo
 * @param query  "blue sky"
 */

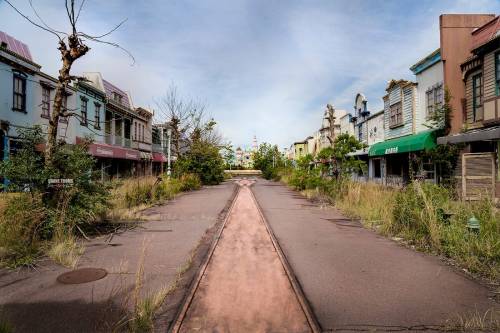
xmin=1 ymin=0 xmax=499 ymax=149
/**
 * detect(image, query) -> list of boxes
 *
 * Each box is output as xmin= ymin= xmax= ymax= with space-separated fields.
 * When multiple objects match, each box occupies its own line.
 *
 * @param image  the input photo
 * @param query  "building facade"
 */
xmin=0 ymin=30 xmax=162 ymax=184
xmin=438 ymin=15 xmax=500 ymax=199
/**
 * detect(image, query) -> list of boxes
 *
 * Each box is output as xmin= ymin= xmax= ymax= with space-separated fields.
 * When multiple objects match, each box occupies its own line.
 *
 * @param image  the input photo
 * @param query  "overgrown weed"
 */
xmin=47 ymin=235 xmax=84 ymax=268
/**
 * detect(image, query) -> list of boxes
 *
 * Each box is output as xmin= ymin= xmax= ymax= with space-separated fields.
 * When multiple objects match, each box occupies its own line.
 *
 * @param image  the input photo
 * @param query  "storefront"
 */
xmin=369 ymin=130 xmax=437 ymax=186
xmin=152 ymin=152 xmax=168 ymax=175
xmin=87 ymin=141 xmax=141 ymax=179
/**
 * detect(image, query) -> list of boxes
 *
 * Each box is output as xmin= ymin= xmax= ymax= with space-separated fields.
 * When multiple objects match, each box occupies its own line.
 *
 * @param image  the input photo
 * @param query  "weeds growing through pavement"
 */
xmin=47 ymin=236 xmax=84 ymax=268
xmin=108 ymin=175 xmax=201 ymax=222
xmin=111 ymin=238 xmax=194 ymax=333
xmin=445 ymin=309 xmax=500 ymax=332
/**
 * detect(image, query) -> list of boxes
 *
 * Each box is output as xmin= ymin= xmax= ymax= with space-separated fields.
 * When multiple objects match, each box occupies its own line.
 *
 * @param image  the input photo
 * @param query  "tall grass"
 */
xmin=47 ymin=236 xmax=84 ymax=268
xmin=108 ymin=174 xmax=201 ymax=222
xmin=280 ymin=169 xmax=500 ymax=281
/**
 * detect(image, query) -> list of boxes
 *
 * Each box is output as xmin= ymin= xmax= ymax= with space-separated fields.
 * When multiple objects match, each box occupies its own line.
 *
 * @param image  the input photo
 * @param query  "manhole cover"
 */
xmin=57 ymin=268 xmax=108 ymax=285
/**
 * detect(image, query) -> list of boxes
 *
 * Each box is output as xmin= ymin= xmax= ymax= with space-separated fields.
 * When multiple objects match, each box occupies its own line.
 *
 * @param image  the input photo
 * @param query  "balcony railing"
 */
xmin=114 ymin=135 xmax=123 ymax=146
xmin=104 ymin=134 xmax=113 ymax=145
xmin=124 ymin=138 xmax=131 ymax=148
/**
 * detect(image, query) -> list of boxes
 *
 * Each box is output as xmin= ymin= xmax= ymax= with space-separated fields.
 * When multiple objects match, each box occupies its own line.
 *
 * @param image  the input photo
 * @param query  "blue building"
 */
xmin=0 ymin=31 xmax=40 ymax=161
xmin=0 ymin=31 xmax=162 ymax=183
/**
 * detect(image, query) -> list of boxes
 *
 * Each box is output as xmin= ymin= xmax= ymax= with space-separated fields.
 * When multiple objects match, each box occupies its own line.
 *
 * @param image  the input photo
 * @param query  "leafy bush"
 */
xmin=253 ymin=143 xmax=284 ymax=180
xmin=175 ymin=142 xmax=225 ymax=185
xmin=179 ymin=173 xmax=202 ymax=191
xmin=0 ymin=127 xmax=110 ymax=265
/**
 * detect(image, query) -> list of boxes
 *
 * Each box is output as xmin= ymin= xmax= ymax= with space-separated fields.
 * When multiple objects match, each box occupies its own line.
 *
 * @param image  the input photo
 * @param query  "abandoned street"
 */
xmin=0 ymin=178 xmax=497 ymax=332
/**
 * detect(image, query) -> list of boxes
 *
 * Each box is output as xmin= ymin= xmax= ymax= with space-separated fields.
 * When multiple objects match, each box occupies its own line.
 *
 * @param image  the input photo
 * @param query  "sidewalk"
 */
xmin=0 ymin=182 xmax=236 ymax=333
xmin=252 ymin=179 xmax=498 ymax=332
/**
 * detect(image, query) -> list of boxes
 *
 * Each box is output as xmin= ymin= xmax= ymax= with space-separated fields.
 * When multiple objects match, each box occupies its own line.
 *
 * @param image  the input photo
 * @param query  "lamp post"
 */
xmin=167 ymin=127 xmax=172 ymax=178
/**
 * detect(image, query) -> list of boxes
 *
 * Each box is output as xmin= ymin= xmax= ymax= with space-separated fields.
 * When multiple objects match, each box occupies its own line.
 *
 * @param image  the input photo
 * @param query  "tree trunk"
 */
xmin=44 ymin=37 xmax=88 ymax=167
xmin=45 ymin=83 xmax=66 ymax=166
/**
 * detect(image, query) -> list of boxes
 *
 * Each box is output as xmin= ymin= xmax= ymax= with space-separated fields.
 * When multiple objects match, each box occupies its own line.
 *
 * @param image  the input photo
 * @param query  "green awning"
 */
xmin=368 ymin=130 xmax=437 ymax=157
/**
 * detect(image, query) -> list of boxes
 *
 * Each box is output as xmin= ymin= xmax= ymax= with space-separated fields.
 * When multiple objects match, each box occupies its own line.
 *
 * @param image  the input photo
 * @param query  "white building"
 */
xmin=410 ymin=48 xmax=444 ymax=133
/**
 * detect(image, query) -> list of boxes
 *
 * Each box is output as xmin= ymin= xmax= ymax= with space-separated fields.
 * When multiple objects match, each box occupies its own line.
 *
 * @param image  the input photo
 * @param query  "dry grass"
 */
xmin=335 ymin=181 xmax=396 ymax=231
xmin=112 ymin=238 xmax=188 ymax=333
xmin=446 ymin=309 xmax=500 ymax=332
xmin=107 ymin=176 xmax=183 ymax=222
xmin=47 ymin=236 xmax=84 ymax=269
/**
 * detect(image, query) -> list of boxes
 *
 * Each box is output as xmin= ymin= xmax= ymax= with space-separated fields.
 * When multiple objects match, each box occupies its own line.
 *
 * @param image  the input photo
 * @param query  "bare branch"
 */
xmin=82 ymin=18 xmax=128 ymax=39
xmin=28 ymin=0 xmax=68 ymax=36
xmin=75 ymin=0 xmax=87 ymax=24
xmin=79 ymin=33 xmax=135 ymax=65
xmin=3 ymin=0 xmax=62 ymax=40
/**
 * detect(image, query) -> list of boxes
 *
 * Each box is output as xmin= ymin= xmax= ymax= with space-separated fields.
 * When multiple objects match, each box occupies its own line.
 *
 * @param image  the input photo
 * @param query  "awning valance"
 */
xmin=369 ymin=130 xmax=436 ymax=157
xmin=152 ymin=152 xmax=167 ymax=162
xmin=437 ymin=126 xmax=500 ymax=145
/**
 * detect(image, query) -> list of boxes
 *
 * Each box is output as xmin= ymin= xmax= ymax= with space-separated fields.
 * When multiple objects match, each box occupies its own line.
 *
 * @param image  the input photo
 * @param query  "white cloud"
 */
xmin=1 ymin=0 xmax=499 ymax=148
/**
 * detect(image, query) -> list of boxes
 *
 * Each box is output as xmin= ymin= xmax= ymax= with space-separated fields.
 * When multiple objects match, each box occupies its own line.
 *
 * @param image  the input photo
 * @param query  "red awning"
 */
xmin=88 ymin=143 xmax=140 ymax=160
xmin=152 ymin=152 xmax=167 ymax=162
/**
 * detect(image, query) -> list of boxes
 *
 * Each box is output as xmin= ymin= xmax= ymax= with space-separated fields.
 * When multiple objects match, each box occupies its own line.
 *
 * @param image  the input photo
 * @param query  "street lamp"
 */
xmin=166 ymin=127 xmax=172 ymax=178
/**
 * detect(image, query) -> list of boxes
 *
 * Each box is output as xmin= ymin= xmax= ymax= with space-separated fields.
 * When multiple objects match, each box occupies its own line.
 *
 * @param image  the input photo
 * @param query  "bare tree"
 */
xmin=155 ymin=85 xmax=224 ymax=157
xmin=5 ymin=0 xmax=132 ymax=167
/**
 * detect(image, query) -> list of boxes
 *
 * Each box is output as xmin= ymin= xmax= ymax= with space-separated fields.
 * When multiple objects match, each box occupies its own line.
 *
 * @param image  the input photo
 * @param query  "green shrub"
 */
xmin=179 ymin=173 xmax=202 ymax=191
xmin=153 ymin=178 xmax=182 ymax=201
xmin=391 ymin=182 xmax=450 ymax=248
xmin=175 ymin=142 xmax=225 ymax=185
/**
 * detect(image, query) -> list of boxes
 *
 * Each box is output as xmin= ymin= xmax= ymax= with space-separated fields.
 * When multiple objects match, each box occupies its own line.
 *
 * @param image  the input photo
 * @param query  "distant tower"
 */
xmin=252 ymin=135 xmax=258 ymax=152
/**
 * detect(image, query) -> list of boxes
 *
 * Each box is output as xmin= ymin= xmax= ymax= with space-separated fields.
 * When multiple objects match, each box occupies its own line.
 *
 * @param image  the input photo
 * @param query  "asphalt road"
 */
xmin=0 ymin=181 xmax=236 ymax=333
xmin=252 ymin=179 xmax=499 ymax=332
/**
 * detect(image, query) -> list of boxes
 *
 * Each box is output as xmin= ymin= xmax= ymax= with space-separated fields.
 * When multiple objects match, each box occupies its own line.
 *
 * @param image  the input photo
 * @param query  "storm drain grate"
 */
xmin=57 ymin=268 xmax=108 ymax=285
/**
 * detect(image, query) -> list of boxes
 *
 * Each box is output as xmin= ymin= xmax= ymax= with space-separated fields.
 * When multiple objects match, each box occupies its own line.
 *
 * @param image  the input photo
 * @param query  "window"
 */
xmin=389 ymin=102 xmax=403 ymax=127
xmin=13 ymin=74 xmax=26 ymax=112
xmin=41 ymin=86 xmax=51 ymax=118
xmin=434 ymin=84 xmax=443 ymax=110
xmin=426 ymin=84 xmax=443 ymax=117
xmin=80 ymin=97 xmax=88 ymax=125
xmin=472 ymin=73 xmax=483 ymax=122
xmin=113 ymin=92 xmax=122 ymax=104
xmin=94 ymin=103 xmax=101 ymax=129
xmin=358 ymin=124 xmax=362 ymax=142
xmin=59 ymin=95 xmax=68 ymax=123
xmin=134 ymin=122 xmax=137 ymax=140
xmin=495 ymin=52 xmax=500 ymax=96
